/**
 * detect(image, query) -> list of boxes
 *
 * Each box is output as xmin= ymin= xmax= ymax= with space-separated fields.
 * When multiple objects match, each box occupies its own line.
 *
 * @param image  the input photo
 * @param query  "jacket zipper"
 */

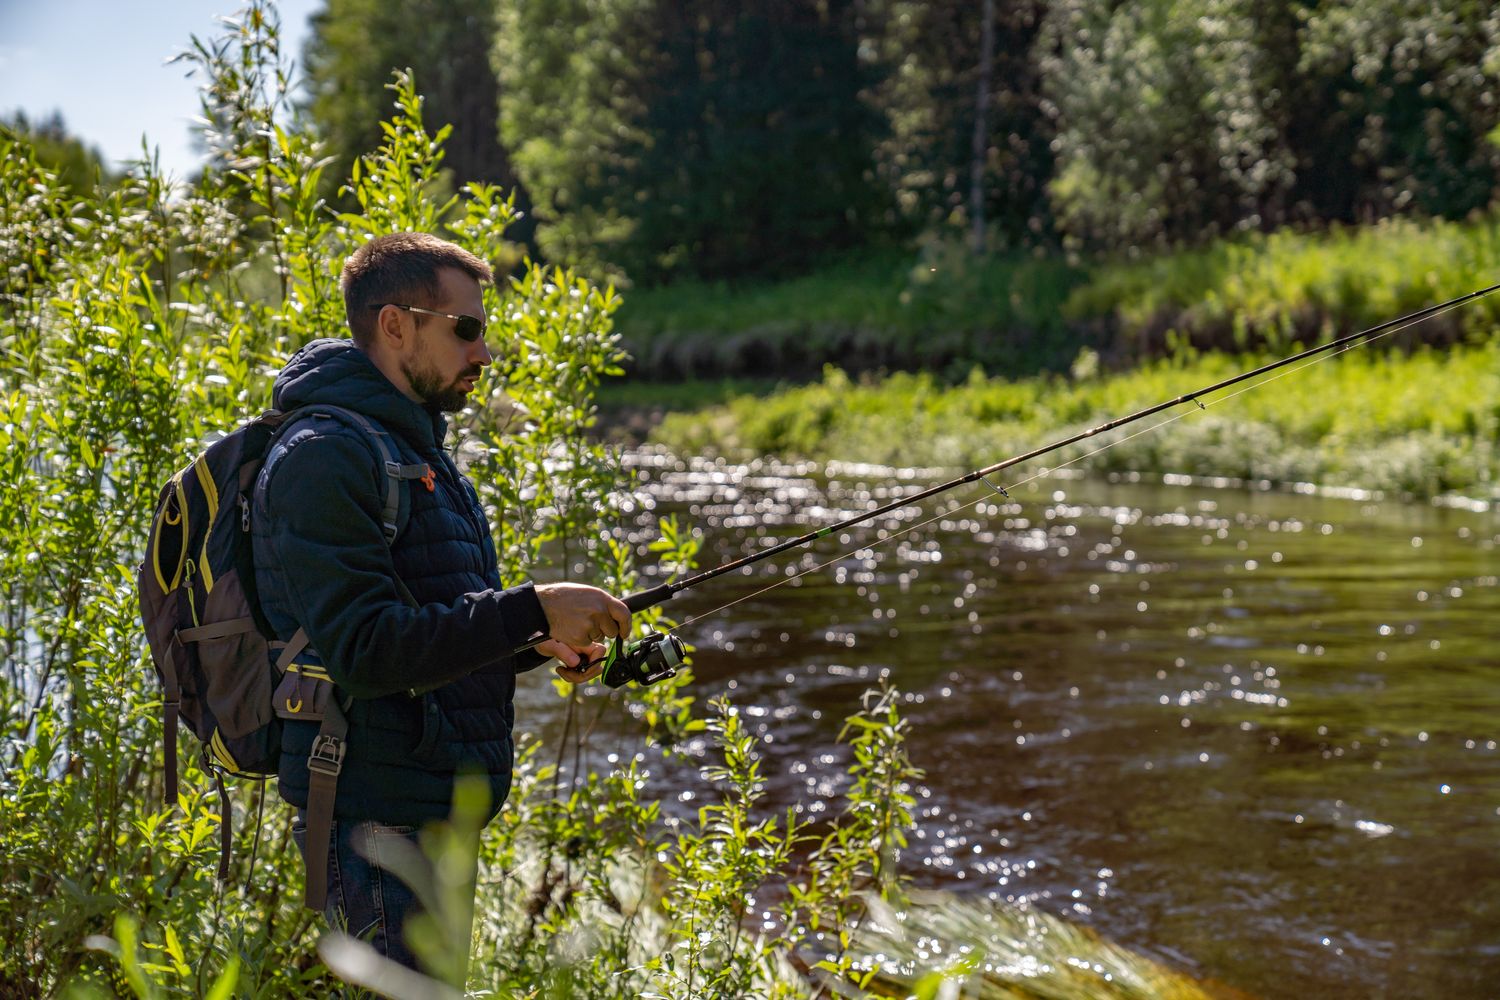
xmin=431 ymin=450 xmax=489 ymax=544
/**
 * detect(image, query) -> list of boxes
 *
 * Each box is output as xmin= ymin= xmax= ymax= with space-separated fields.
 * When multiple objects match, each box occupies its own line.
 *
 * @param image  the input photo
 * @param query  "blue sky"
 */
xmin=1 ymin=0 xmax=323 ymax=178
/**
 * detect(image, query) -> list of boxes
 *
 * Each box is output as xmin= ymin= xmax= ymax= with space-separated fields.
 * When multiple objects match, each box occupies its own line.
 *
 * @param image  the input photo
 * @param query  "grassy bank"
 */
xmin=648 ymin=340 xmax=1500 ymax=501
xmin=616 ymin=215 xmax=1500 ymax=380
xmin=617 ymin=247 xmax=1088 ymax=379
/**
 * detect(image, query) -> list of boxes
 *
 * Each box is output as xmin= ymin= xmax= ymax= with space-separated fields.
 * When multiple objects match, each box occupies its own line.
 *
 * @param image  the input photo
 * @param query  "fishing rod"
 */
xmin=594 ymin=281 xmax=1500 ymax=688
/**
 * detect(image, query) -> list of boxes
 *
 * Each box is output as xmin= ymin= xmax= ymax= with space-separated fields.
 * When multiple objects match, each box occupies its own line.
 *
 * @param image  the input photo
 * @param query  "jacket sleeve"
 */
xmin=262 ymin=431 xmax=550 ymax=699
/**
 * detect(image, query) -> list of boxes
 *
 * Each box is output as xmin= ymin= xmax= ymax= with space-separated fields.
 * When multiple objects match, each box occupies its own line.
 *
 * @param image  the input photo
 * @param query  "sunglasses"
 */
xmin=371 ymin=303 xmax=487 ymax=342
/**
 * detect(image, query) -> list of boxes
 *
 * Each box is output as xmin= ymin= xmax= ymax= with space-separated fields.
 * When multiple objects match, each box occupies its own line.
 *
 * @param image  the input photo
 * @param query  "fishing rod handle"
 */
xmin=624 ymin=584 xmax=676 ymax=613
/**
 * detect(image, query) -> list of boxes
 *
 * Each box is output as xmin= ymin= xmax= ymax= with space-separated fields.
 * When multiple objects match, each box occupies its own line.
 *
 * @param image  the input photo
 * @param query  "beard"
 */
xmin=402 ymin=355 xmax=480 ymax=413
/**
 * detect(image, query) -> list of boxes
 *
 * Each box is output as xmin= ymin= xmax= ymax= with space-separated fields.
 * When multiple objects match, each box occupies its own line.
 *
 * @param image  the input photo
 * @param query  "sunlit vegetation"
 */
xmin=0 ymin=6 xmax=1230 ymax=998
xmin=651 ymin=342 xmax=1500 ymax=501
xmin=615 ymin=215 xmax=1500 ymax=381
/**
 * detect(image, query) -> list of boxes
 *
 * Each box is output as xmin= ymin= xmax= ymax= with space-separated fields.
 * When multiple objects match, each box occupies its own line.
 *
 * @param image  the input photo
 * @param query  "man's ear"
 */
xmin=373 ymin=304 xmax=408 ymax=352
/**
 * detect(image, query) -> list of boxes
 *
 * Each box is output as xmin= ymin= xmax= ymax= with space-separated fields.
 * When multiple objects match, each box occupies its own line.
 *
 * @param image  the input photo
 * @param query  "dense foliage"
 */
xmin=300 ymin=0 xmax=522 ymax=212
xmin=492 ymin=0 xmax=886 ymax=284
xmin=0 ymin=5 xmax=912 ymax=995
xmin=1042 ymin=0 xmax=1500 ymax=248
xmin=607 ymin=212 xmax=1500 ymax=380
xmin=0 ymin=112 xmax=115 ymax=195
xmin=299 ymin=0 xmax=1500 ymax=284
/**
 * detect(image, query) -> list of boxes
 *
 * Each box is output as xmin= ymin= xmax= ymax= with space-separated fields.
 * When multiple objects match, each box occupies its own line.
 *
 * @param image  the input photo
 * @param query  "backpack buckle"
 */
xmin=307 ymin=734 xmax=346 ymax=776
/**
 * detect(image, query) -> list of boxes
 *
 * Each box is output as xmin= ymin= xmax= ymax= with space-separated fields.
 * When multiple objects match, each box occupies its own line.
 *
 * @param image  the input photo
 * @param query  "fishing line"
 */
xmin=657 ymin=291 xmax=1485 ymax=636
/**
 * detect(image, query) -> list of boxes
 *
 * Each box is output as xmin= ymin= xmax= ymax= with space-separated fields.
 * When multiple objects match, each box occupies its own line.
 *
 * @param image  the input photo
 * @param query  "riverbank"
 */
xmin=614 ymin=214 xmax=1500 ymax=381
xmin=638 ymin=340 xmax=1500 ymax=503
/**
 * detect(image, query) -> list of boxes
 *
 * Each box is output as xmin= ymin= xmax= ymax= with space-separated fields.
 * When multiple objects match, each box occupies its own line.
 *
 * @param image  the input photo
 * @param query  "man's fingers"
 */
xmin=594 ymin=603 xmax=630 ymax=640
xmin=609 ymin=597 xmax=632 ymax=636
xmin=534 ymin=583 xmax=632 ymax=648
xmin=555 ymin=659 xmax=605 ymax=684
xmin=534 ymin=638 xmax=581 ymax=667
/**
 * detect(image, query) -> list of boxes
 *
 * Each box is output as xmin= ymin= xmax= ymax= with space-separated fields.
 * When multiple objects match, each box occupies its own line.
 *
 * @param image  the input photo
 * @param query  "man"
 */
xmin=251 ymin=232 xmax=629 ymax=968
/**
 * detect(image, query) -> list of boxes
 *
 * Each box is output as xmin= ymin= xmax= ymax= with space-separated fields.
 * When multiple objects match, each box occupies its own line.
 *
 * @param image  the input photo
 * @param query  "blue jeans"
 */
xmin=293 ymin=811 xmax=427 ymax=971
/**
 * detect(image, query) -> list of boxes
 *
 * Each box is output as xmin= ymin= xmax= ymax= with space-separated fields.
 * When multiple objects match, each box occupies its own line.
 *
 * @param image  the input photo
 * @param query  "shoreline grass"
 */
xmin=614 ymin=214 xmax=1500 ymax=381
xmin=645 ymin=340 xmax=1500 ymax=503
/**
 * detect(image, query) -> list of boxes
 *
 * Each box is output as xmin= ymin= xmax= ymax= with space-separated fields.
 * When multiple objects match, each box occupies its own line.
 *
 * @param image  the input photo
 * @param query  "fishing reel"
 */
xmin=596 ymin=630 xmax=685 ymax=688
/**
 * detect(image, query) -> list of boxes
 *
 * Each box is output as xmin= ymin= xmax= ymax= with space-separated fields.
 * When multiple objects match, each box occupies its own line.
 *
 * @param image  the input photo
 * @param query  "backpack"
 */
xmin=138 ymin=403 xmax=431 ymax=909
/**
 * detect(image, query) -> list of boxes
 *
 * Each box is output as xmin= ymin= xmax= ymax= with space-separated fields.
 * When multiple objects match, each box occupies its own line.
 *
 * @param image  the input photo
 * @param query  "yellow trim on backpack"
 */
xmin=209 ymin=728 xmax=241 ymax=772
xmin=163 ymin=470 xmax=183 ymax=526
xmin=193 ymin=455 xmax=220 ymax=520
xmin=197 ymin=541 xmax=215 ymax=594
xmin=150 ymin=509 xmax=173 ymax=593
xmin=174 ymin=473 xmax=190 ymax=584
xmin=287 ymin=662 xmax=332 ymax=682
xmin=192 ymin=457 xmax=219 ymax=594
xmin=152 ymin=471 xmax=188 ymax=593
xmin=184 ymin=559 xmax=200 ymax=627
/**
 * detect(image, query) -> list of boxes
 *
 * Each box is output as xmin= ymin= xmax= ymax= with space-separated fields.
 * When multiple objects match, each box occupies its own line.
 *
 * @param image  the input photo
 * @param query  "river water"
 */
xmin=520 ymin=450 xmax=1500 ymax=999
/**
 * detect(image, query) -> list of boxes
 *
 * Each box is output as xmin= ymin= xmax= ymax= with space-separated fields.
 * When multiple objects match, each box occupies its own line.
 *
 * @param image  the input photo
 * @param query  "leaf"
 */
xmin=204 ymin=957 xmax=240 ymax=1000
xmin=163 ymin=924 xmax=189 ymax=977
xmin=112 ymin=915 xmax=157 ymax=1000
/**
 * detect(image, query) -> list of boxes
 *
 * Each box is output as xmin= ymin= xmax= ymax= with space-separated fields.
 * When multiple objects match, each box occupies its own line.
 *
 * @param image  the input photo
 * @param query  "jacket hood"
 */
xmin=271 ymin=338 xmax=446 ymax=451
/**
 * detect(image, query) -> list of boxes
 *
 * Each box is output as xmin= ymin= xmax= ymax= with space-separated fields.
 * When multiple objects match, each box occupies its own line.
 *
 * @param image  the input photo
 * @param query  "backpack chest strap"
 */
xmin=270 ymin=628 xmax=312 ymax=673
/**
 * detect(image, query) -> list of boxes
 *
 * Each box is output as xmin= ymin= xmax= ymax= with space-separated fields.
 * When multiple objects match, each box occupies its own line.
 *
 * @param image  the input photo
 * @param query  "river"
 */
xmin=518 ymin=449 xmax=1500 ymax=999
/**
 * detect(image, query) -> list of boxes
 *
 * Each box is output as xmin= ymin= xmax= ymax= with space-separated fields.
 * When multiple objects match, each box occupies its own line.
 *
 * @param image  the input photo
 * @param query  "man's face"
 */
xmin=400 ymin=267 xmax=492 ymax=413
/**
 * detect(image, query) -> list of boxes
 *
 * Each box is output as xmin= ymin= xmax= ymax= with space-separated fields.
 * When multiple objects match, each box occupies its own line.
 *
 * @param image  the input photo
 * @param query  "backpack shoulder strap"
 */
xmin=276 ymin=404 xmax=429 ymax=546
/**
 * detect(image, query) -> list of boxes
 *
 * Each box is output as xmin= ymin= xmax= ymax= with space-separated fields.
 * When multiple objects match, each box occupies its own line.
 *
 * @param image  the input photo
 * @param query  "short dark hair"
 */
xmin=340 ymin=232 xmax=494 ymax=346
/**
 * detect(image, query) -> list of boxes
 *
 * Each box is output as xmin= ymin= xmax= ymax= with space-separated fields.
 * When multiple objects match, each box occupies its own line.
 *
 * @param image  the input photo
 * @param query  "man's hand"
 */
xmin=535 ymin=582 xmax=631 ymax=648
xmin=535 ymin=638 xmax=608 ymax=684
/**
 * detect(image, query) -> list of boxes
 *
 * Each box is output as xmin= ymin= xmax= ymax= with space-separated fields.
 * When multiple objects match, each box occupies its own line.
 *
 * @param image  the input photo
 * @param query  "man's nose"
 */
xmin=471 ymin=335 xmax=493 ymax=367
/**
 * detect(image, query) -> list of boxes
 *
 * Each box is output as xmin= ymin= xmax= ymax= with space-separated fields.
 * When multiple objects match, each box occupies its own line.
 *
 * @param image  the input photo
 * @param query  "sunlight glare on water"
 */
xmin=523 ymin=447 xmax=1500 ymax=1000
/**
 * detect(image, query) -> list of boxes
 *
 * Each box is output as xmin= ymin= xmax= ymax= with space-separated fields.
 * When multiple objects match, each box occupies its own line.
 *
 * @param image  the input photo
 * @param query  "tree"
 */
xmin=302 ymin=0 xmax=530 ymax=236
xmin=970 ymin=0 xmax=996 ymax=253
xmin=1039 ymin=0 xmax=1296 ymax=250
xmin=1298 ymin=0 xmax=1500 ymax=221
xmin=863 ymin=0 xmax=1055 ymax=249
xmin=498 ymin=0 xmax=886 ymax=285
xmin=493 ymin=0 xmax=653 ymax=282
xmin=1038 ymin=0 xmax=1500 ymax=250
xmin=0 ymin=111 xmax=114 ymax=193
xmin=622 ymin=0 xmax=887 ymax=282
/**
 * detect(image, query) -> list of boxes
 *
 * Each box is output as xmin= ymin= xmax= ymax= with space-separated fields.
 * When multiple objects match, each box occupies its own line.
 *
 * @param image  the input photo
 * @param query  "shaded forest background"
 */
xmin=292 ymin=0 xmax=1500 ymax=287
xmin=10 ymin=0 xmax=1500 ymax=385
xmin=20 ymin=1 xmax=1500 ymax=287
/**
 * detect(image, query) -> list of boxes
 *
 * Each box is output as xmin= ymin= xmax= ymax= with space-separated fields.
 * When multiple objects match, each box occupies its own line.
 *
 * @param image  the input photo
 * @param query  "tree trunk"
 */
xmin=970 ymin=0 xmax=996 ymax=254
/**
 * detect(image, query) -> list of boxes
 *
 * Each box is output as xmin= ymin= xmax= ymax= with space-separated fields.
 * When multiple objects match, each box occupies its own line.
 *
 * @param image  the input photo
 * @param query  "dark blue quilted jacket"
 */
xmin=251 ymin=338 xmax=549 ymax=825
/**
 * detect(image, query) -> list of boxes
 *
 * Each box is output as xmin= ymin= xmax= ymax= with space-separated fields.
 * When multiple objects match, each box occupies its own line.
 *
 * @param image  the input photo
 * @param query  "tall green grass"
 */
xmin=651 ymin=340 xmax=1500 ymax=500
xmin=618 ymin=216 xmax=1500 ymax=380
xmin=616 ymin=245 xmax=1088 ymax=379
xmin=1069 ymin=217 xmax=1500 ymax=355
